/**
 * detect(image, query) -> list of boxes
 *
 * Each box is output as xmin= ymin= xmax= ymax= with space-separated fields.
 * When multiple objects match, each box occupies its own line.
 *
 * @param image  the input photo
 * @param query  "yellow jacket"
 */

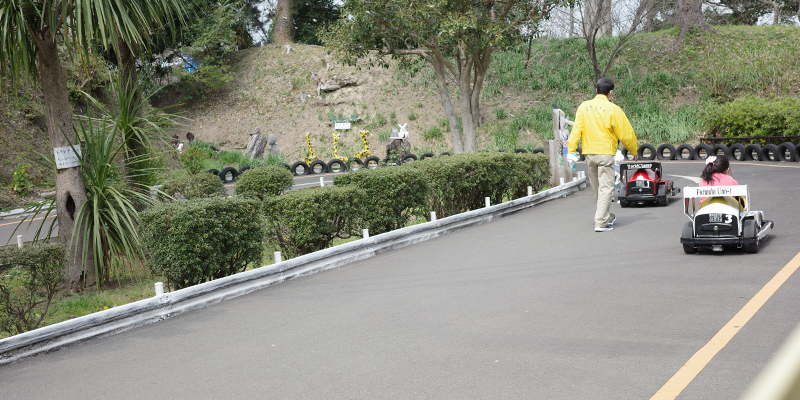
xmin=568 ymin=95 xmax=637 ymax=156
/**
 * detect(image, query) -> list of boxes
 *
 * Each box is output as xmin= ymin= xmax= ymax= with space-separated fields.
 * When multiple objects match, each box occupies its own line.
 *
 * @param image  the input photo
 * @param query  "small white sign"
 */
xmin=54 ymin=145 xmax=82 ymax=169
xmin=334 ymin=122 xmax=351 ymax=130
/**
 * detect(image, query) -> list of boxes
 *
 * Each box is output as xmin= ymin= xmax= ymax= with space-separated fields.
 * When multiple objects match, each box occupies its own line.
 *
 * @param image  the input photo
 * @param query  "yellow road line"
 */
xmin=0 ymin=214 xmax=56 ymax=228
xmin=651 ymin=251 xmax=800 ymax=400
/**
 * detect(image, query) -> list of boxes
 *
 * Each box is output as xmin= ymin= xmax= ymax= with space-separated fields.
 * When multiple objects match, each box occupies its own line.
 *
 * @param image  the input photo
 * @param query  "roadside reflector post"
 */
xmin=485 ymin=197 xmax=490 ymax=208
xmin=560 ymin=177 xmax=565 ymax=186
xmin=320 ymin=177 xmax=324 ymax=187
xmin=363 ymin=229 xmax=369 ymax=239
xmin=430 ymin=211 xmax=437 ymax=221
xmin=154 ymin=282 xmax=164 ymax=296
xmin=17 ymin=235 xmax=23 ymax=248
xmin=527 ymin=186 xmax=533 ymax=196
xmin=274 ymin=251 xmax=282 ymax=263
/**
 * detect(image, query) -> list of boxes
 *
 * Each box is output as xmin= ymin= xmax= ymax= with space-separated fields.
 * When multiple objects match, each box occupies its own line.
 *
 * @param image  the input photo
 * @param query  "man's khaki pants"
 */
xmin=584 ymin=154 xmax=615 ymax=228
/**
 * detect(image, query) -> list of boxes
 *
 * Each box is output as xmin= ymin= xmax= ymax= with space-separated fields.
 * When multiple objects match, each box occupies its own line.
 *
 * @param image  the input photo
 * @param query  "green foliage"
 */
xmin=234 ymin=165 xmax=294 ymax=201
xmin=699 ymin=96 xmax=800 ymax=144
xmin=180 ymin=146 xmax=213 ymax=174
xmin=0 ymin=243 xmax=65 ymax=336
xmin=139 ymin=197 xmax=265 ymax=290
xmin=290 ymin=0 xmax=341 ymax=46
xmin=334 ymin=167 xmax=428 ymax=235
xmin=182 ymin=0 xmax=254 ymax=64
xmin=263 ymin=186 xmax=365 ymax=259
xmin=12 ymin=164 xmax=31 ymax=196
xmin=161 ymin=171 xmax=226 ymax=200
xmin=422 ymin=126 xmax=443 ymax=141
xmin=175 ymin=64 xmax=234 ymax=101
xmin=407 ymin=152 xmax=549 ymax=218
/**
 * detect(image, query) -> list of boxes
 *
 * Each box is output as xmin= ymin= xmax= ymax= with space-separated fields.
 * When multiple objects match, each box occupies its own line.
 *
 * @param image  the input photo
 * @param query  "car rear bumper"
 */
xmin=680 ymin=220 xmax=774 ymax=246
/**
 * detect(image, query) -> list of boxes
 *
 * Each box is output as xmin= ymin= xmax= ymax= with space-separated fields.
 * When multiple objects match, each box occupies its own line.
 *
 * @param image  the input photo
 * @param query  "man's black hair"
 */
xmin=595 ymin=78 xmax=614 ymax=95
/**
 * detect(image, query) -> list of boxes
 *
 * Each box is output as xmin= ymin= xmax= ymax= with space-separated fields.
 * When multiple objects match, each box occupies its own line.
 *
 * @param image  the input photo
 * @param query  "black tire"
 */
xmin=682 ymin=221 xmax=697 ymax=254
xmin=328 ymin=159 xmax=346 ymax=173
xmin=514 ymin=148 xmax=528 ymax=154
xmin=676 ymin=144 xmax=694 ymax=160
xmin=693 ymin=144 xmax=712 ymax=160
xmin=219 ymin=167 xmax=238 ymax=183
xmin=656 ymin=143 xmax=677 ymax=160
xmin=348 ymin=158 xmax=363 ymax=172
xmin=619 ymin=199 xmax=630 ymax=208
xmin=238 ymin=165 xmax=252 ymax=176
xmin=657 ymin=184 xmax=669 ymax=206
xmin=206 ymin=168 xmax=220 ymax=176
xmin=795 ymin=142 xmax=800 ymax=161
xmin=531 ymin=148 xmax=544 ymax=154
xmin=309 ymin=160 xmax=328 ymax=174
xmin=364 ymin=156 xmax=381 ymax=169
xmin=420 ymin=153 xmax=435 ymax=160
xmin=729 ymin=144 xmax=746 ymax=161
xmin=277 ymin=163 xmax=291 ymax=170
xmin=291 ymin=161 xmax=309 ymax=176
xmin=400 ymin=153 xmax=418 ymax=164
xmin=576 ymin=146 xmax=585 ymax=161
xmin=439 ymin=152 xmax=451 ymax=157
xmin=777 ymin=142 xmax=795 ymax=162
xmin=637 ymin=144 xmax=657 ymax=160
xmin=743 ymin=219 xmax=759 ymax=253
xmin=744 ymin=144 xmax=762 ymax=161
xmin=710 ymin=144 xmax=730 ymax=158
xmin=760 ymin=144 xmax=779 ymax=162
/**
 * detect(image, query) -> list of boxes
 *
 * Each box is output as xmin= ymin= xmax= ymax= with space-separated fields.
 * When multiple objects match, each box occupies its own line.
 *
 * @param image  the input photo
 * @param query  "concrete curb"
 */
xmin=0 ymin=209 xmax=29 ymax=220
xmin=0 ymin=177 xmax=587 ymax=365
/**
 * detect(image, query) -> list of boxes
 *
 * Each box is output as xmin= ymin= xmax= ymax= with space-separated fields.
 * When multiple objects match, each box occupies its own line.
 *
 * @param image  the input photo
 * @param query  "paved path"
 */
xmin=1 ymin=161 xmax=799 ymax=399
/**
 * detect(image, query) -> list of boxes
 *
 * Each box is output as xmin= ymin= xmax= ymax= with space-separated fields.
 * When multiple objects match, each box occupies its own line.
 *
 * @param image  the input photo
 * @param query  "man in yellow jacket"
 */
xmin=568 ymin=78 xmax=638 ymax=232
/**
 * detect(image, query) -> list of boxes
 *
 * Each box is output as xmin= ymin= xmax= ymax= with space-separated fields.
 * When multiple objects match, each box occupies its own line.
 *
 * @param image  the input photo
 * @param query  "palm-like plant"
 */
xmin=0 ymin=0 xmax=187 ymax=291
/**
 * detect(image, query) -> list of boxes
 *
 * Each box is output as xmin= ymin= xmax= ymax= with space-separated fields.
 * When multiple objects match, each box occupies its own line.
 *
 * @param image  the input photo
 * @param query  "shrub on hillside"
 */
xmin=263 ymin=186 xmax=365 ymax=258
xmin=334 ymin=166 xmax=428 ymax=235
xmin=0 ymin=243 xmax=65 ymax=336
xmin=407 ymin=152 xmax=549 ymax=218
xmin=160 ymin=171 xmax=226 ymax=200
xmin=139 ymin=197 xmax=265 ymax=290
xmin=700 ymin=96 xmax=800 ymax=143
xmin=235 ymin=166 xmax=294 ymax=200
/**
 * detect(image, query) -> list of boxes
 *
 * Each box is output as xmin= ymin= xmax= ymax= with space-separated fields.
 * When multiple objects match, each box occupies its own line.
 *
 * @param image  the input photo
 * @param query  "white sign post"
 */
xmin=54 ymin=145 xmax=82 ymax=169
xmin=334 ymin=122 xmax=351 ymax=130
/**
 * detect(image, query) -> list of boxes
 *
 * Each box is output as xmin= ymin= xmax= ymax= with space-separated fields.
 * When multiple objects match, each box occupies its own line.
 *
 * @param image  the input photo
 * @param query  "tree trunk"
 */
xmin=35 ymin=31 xmax=94 ymax=292
xmin=457 ymin=44 xmax=477 ymax=153
xmin=674 ymin=0 xmax=715 ymax=48
xmin=273 ymin=0 xmax=295 ymax=44
xmin=584 ymin=0 xmax=612 ymax=37
xmin=471 ymin=50 xmax=492 ymax=129
xmin=431 ymin=56 xmax=464 ymax=154
xmin=569 ymin=5 xmax=575 ymax=37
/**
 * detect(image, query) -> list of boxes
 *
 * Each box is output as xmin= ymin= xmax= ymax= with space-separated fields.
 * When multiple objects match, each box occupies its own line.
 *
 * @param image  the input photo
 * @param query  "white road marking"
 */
xmin=667 ymin=174 xmax=701 ymax=184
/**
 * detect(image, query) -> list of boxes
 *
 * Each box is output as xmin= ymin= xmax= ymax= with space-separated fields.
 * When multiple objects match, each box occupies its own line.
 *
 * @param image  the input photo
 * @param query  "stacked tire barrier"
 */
xmin=625 ymin=142 xmax=799 ymax=163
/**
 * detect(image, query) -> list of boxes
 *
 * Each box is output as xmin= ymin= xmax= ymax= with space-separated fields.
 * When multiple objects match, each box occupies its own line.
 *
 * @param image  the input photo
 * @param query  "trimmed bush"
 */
xmin=700 ymin=96 xmax=800 ymax=144
xmin=263 ymin=186 xmax=366 ymax=258
xmin=139 ymin=197 xmax=265 ymax=290
xmin=0 ymin=243 xmax=66 ymax=335
xmin=160 ymin=171 xmax=226 ymax=200
xmin=234 ymin=165 xmax=294 ymax=200
xmin=333 ymin=166 xmax=428 ymax=234
xmin=407 ymin=152 xmax=549 ymax=218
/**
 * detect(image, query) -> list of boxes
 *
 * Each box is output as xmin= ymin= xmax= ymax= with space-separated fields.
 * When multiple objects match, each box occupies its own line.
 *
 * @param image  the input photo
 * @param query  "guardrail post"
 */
xmin=154 ymin=282 xmax=164 ymax=296
xmin=560 ymin=177 xmax=565 ymax=186
xmin=17 ymin=235 xmax=23 ymax=248
xmin=273 ymin=251 xmax=282 ymax=263
xmin=527 ymin=186 xmax=533 ymax=196
xmin=485 ymin=197 xmax=490 ymax=208
xmin=430 ymin=211 xmax=437 ymax=221
xmin=320 ymin=177 xmax=325 ymax=187
xmin=362 ymin=229 xmax=369 ymax=239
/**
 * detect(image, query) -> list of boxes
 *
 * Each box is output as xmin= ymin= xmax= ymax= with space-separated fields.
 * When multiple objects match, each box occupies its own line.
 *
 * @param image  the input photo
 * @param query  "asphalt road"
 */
xmin=1 ymin=161 xmax=799 ymax=399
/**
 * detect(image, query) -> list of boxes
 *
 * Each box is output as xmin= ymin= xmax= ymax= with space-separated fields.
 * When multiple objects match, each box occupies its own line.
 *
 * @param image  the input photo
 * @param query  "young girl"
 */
xmin=700 ymin=155 xmax=737 ymax=187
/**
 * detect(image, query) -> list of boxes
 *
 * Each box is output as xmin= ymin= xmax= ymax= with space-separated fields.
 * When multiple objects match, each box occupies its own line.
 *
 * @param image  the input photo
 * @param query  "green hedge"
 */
xmin=160 ymin=171 xmax=226 ymax=200
xmin=0 ymin=243 xmax=65 ymax=335
xmin=234 ymin=166 xmax=294 ymax=200
xmin=333 ymin=166 xmax=428 ymax=235
xmin=263 ymin=186 xmax=365 ymax=258
xmin=699 ymin=96 xmax=800 ymax=143
xmin=407 ymin=152 xmax=550 ymax=218
xmin=139 ymin=197 xmax=265 ymax=290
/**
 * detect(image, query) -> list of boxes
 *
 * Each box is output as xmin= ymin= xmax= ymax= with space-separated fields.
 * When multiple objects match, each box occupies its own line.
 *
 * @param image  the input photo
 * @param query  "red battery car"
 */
xmin=618 ymin=161 xmax=680 ymax=207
